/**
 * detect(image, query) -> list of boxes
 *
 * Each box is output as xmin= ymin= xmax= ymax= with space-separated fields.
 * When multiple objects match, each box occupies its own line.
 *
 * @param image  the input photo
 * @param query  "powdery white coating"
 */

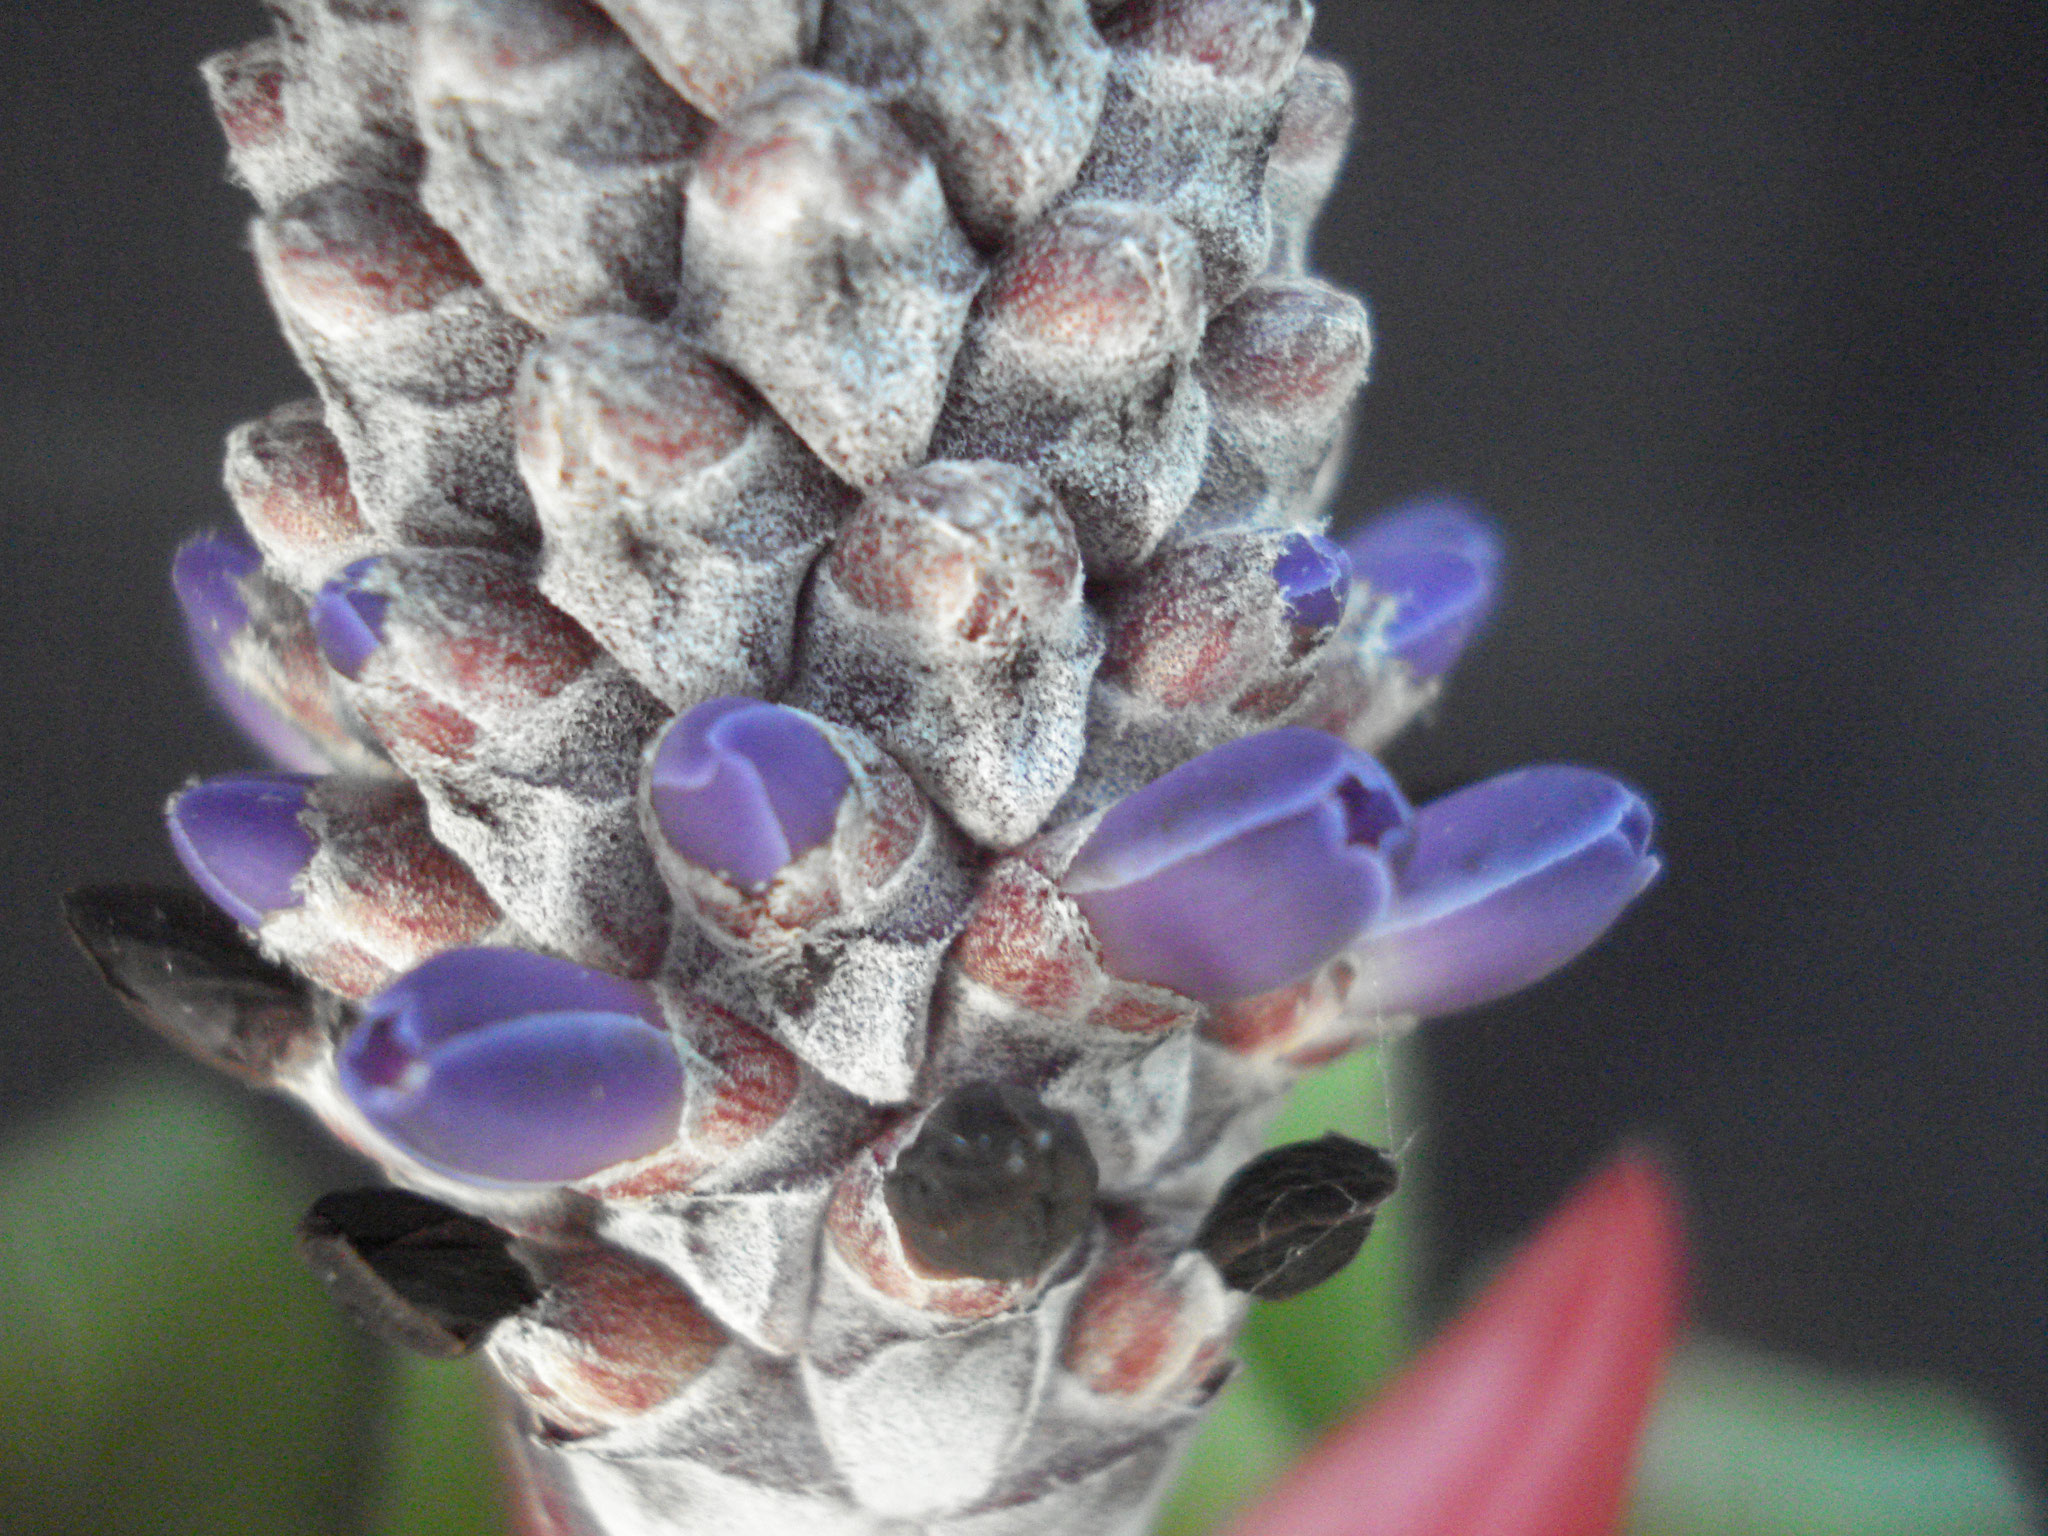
xmin=1067 ymin=0 xmax=1313 ymax=310
xmin=202 ymin=0 xmax=419 ymax=213
xmin=931 ymin=201 xmax=1211 ymax=579
xmin=1261 ymin=53 xmax=1352 ymax=274
xmin=519 ymin=317 xmax=855 ymax=707
xmin=679 ymin=71 xmax=985 ymax=488
xmin=1185 ymin=275 xmax=1370 ymax=533
xmin=820 ymin=0 xmax=1111 ymax=243
xmin=254 ymin=182 xmax=543 ymax=549
xmin=323 ymin=550 xmax=672 ymax=976
xmin=223 ymin=400 xmax=381 ymax=591
xmin=257 ymin=774 xmax=514 ymax=998
xmin=416 ymin=0 xmax=707 ymax=329
xmin=1055 ymin=526 xmax=1351 ymax=820
xmin=165 ymin=2 xmax=1415 ymax=1533
xmin=791 ymin=461 xmax=1103 ymax=849
xmin=594 ymin=0 xmax=822 ymax=119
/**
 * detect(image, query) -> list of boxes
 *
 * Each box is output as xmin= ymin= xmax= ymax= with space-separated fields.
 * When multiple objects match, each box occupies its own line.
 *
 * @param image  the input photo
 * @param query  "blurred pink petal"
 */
xmin=1224 ymin=1149 xmax=1685 ymax=1536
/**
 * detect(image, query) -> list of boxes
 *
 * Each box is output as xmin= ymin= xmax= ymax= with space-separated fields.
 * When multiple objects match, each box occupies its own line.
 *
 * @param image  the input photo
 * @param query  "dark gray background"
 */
xmin=2 ymin=0 xmax=2040 ymax=1494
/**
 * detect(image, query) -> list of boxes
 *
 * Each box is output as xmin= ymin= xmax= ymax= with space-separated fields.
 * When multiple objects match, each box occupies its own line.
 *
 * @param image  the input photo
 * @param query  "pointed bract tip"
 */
xmin=1223 ymin=1148 xmax=1685 ymax=1536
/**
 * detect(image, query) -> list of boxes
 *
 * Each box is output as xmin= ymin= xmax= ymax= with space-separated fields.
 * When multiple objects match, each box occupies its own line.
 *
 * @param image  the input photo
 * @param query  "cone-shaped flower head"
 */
xmin=1272 ymin=529 xmax=1353 ymax=631
xmin=166 ymin=771 xmax=320 ymax=930
xmin=173 ymin=531 xmax=334 ymax=773
xmin=1225 ymin=1150 xmax=1684 ymax=1536
xmin=337 ymin=948 xmax=683 ymax=1185
xmin=1349 ymin=766 xmax=1660 ymax=1019
xmin=1063 ymin=727 xmax=1410 ymax=1002
xmin=310 ymin=555 xmax=392 ymax=680
xmin=645 ymin=697 xmax=852 ymax=890
xmin=1344 ymin=498 xmax=1502 ymax=678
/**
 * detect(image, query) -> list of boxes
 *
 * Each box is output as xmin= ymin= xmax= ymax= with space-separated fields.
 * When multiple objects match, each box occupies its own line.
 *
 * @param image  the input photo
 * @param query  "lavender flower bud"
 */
xmin=173 ymin=530 xmax=374 ymax=773
xmin=1063 ymin=727 xmax=1410 ymax=1002
xmin=647 ymin=698 xmax=852 ymax=891
xmin=1348 ymin=766 xmax=1660 ymax=1018
xmin=166 ymin=772 xmax=320 ymax=931
xmin=309 ymin=556 xmax=390 ymax=681
xmin=222 ymin=400 xmax=375 ymax=591
xmin=1344 ymin=497 xmax=1503 ymax=679
xmin=1272 ymin=529 xmax=1352 ymax=631
xmin=338 ymin=948 xmax=684 ymax=1185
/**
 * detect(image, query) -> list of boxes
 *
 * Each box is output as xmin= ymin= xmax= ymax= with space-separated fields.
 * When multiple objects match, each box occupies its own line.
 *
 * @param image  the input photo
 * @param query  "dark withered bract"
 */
xmin=1196 ymin=1132 xmax=1398 ymax=1300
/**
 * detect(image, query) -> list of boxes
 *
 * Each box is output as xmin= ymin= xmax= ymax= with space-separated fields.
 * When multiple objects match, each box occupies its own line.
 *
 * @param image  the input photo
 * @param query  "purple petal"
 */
xmin=310 ymin=557 xmax=391 ymax=680
xmin=1343 ymin=498 xmax=1503 ymax=678
xmin=172 ymin=531 xmax=332 ymax=774
xmin=1348 ymin=766 xmax=1660 ymax=1019
xmin=1064 ymin=728 xmax=1411 ymax=1002
xmin=166 ymin=772 xmax=320 ymax=930
xmin=647 ymin=698 xmax=852 ymax=889
xmin=1272 ymin=531 xmax=1352 ymax=631
xmin=338 ymin=948 xmax=683 ymax=1185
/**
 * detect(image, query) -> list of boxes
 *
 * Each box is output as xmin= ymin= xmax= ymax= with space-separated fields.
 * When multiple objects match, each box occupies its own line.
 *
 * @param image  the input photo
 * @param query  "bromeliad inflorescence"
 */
xmin=67 ymin=3 xmax=1661 ymax=1533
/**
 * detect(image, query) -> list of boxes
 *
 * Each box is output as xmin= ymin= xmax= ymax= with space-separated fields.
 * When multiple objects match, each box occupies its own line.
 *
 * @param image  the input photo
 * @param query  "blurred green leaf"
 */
xmin=0 ymin=1076 xmax=377 ymax=1535
xmin=371 ymin=1354 xmax=513 ymax=1536
xmin=1628 ymin=1337 xmax=2040 ymax=1536
xmin=1234 ymin=1042 xmax=1422 ymax=1434
xmin=1154 ymin=1356 xmax=1303 ymax=1536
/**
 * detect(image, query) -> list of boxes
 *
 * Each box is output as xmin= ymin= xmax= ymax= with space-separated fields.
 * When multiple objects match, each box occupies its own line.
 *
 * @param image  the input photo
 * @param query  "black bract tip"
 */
xmin=884 ymin=1081 xmax=1099 ymax=1282
xmin=297 ymin=1187 xmax=541 ymax=1358
xmin=61 ymin=883 xmax=314 ymax=1085
xmin=1196 ymin=1133 xmax=1398 ymax=1300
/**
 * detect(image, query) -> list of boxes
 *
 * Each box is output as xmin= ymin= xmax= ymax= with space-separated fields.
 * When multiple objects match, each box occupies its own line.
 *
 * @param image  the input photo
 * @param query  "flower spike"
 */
xmin=1063 ymin=727 xmax=1410 ymax=1002
xmin=1348 ymin=766 xmax=1660 ymax=1020
xmin=337 ymin=948 xmax=683 ymax=1186
xmin=1223 ymin=1150 xmax=1685 ymax=1536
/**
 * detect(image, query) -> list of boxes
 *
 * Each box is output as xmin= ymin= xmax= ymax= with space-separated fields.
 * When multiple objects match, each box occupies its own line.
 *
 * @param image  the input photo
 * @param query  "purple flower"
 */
xmin=645 ymin=697 xmax=852 ymax=889
xmin=337 ymin=948 xmax=684 ymax=1185
xmin=166 ymin=771 xmax=320 ymax=930
xmin=1347 ymin=766 xmax=1660 ymax=1019
xmin=1343 ymin=498 xmax=1503 ymax=678
xmin=309 ymin=556 xmax=391 ymax=680
xmin=172 ymin=531 xmax=332 ymax=773
xmin=1272 ymin=531 xmax=1353 ymax=632
xmin=1063 ymin=728 xmax=1411 ymax=1002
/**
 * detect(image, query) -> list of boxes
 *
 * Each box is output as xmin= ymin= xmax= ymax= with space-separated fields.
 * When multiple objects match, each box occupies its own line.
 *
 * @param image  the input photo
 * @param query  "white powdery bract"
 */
xmin=178 ymin=2 xmax=1449 ymax=1533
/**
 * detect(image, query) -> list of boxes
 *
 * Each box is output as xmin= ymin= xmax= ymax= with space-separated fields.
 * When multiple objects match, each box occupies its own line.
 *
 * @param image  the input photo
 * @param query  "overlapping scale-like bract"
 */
xmin=98 ymin=5 xmax=1663 ymax=1535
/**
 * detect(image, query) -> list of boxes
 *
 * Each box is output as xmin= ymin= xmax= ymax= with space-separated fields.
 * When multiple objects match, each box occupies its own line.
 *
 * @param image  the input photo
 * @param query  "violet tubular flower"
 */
xmin=337 ymin=948 xmax=683 ymax=1186
xmin=166 ymin=771 xmax=320 ymax=931
xmin=1348 ymin=765 xmax=1661 ymax=1020
xmin=1343 ymin=497 xmax=1503 ymax=680
xmin=1063 ymin=727 xmax=1411 ymax=1003
xmin=645 ymin=696 xmax=851 ymax=890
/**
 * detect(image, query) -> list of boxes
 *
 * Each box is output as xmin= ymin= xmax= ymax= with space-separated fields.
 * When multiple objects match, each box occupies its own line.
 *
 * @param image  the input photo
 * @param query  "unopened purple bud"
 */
xmin=166 ymin=771 xmax=320 ymax=930
xmin=1063 ymin=728 xmax=1411 ymax=1003
xmin=1272 ymin=531 xmax=1352 ymax=631
xmin=310 ymin=557 xmax=391 ymax=680
xmin=647 ymin=698 xmax=852 ymax=890
xmin=1348 ymin=766 xmax=1660 ymax=1018
xmin=172 ymin=531 xmax=331 ymax=774
xmin=337 ymin=948 xmax=684 ymax=1185
xmin=1343 ymin=498 xmax=1503 ymax=678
